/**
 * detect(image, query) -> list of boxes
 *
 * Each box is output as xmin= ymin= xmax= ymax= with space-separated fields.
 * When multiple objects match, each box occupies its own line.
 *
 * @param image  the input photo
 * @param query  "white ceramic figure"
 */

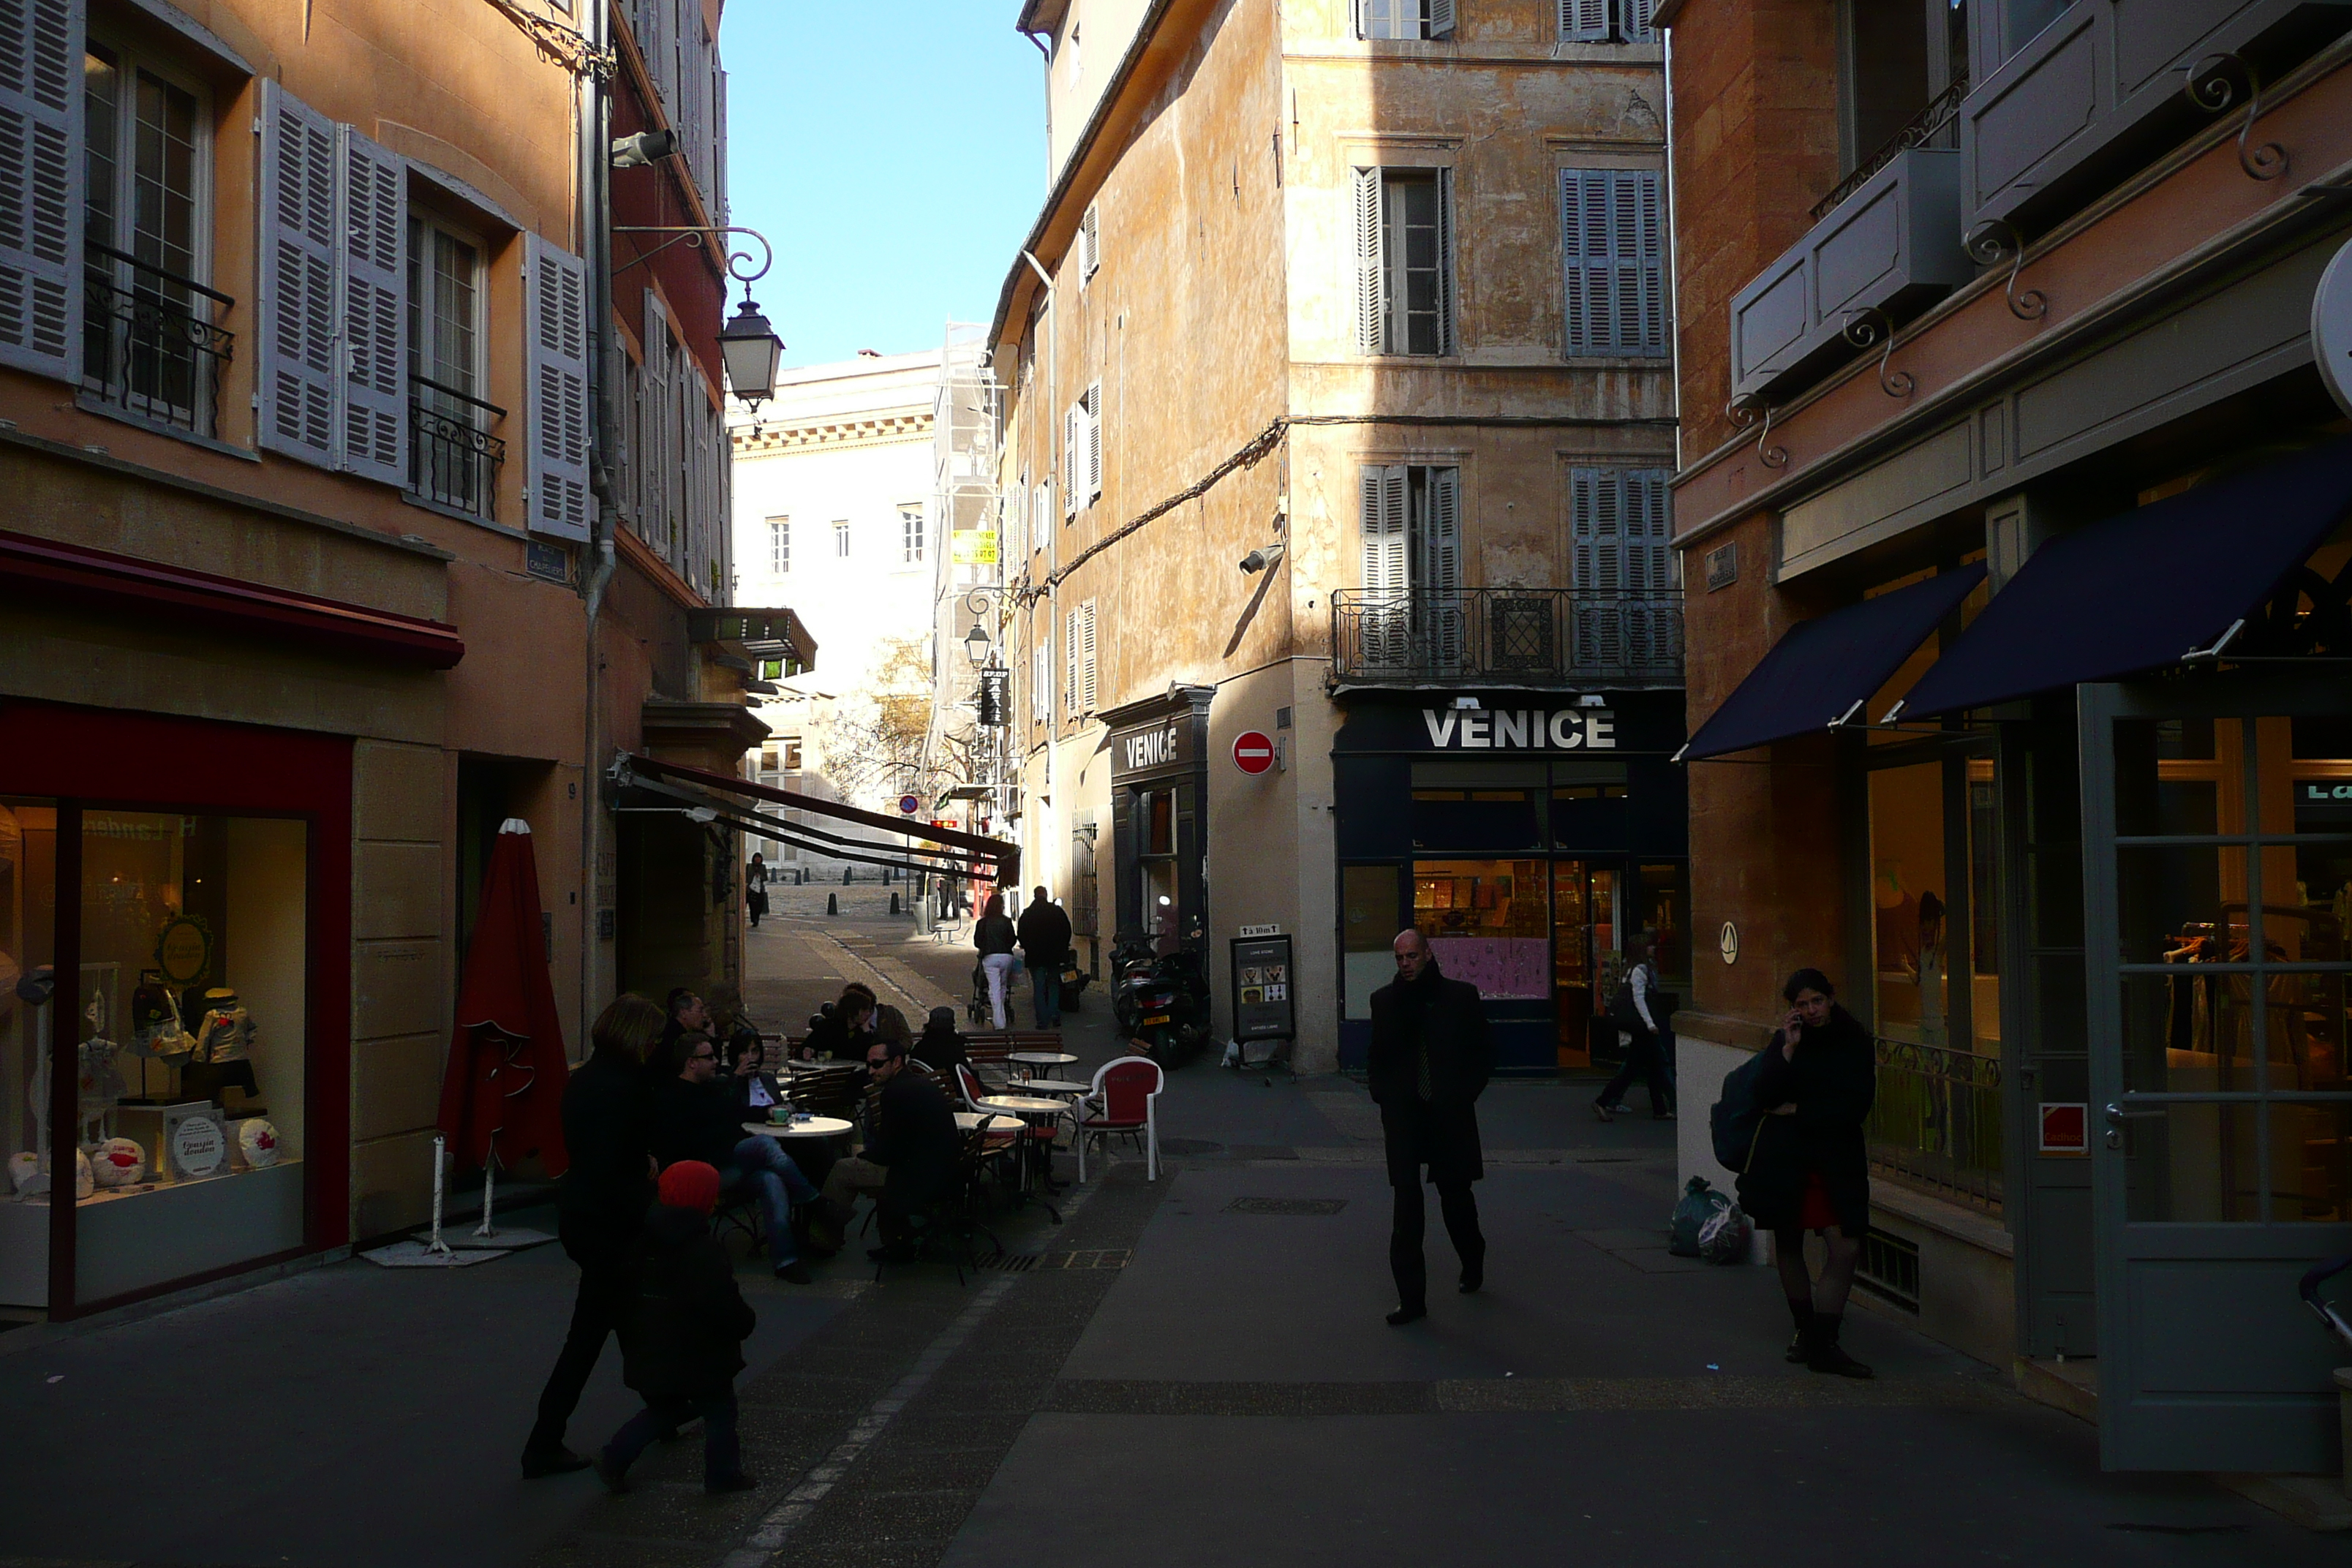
xmin=5 ymin=1151 xmax=39 ymax=1197
xmin=92 ymin=1137 xmax=147 ymax=1187
xmin=237 ymin=1118 xmax=281 ymax=1169
xmin=70 ymin=1147 xmax=91 ymax=1200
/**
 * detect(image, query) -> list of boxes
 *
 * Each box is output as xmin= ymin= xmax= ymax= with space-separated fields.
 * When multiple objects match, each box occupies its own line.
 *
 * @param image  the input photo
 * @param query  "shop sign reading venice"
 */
xmin=1420 ymin=706 xmax=1616 ymax=750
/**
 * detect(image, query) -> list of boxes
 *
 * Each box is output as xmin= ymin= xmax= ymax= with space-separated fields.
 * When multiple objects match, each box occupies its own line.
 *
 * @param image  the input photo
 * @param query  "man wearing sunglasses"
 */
xmin=650 ymin=1030 xmax=821 ymax=1283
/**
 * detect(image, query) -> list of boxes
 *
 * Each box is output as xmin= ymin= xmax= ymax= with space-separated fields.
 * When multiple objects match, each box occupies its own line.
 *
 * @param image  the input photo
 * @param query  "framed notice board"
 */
xmin=1229 ymin=933 xmax=1295 ymax=1043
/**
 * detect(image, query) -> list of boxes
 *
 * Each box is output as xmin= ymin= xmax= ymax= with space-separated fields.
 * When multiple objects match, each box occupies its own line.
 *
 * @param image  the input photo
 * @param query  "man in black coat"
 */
xmin=1365 ymin=929 xmax=1491 ymax=1325
xmin=816 ymin=1037 xmax=960 ymax=1262
xmin=521 ymin=994 xmax=665 ymax=1477
xmin=1016 ymin=888 xmax=1074 ymax=1028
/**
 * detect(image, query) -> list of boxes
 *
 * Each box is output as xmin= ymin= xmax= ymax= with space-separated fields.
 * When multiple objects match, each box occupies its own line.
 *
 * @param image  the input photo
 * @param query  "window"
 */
xmin=1560 ymin=169 xmax=1666 ymax=356
xmin=782 ymin=739 xmax=803 ymax=770
xmin=1359 ymin=0 xmax=1456 ymax=39
xmin=1358 ymin=464 xmax=1462 ymax=668
xmin=81 ymin=39 xmax=219 ymax=434
xmin=901 ymin=505 xmax=924 ymax=565
xmin=833 ymin=520 xmax=850 ymax=558
xmin=1354 ymin=167 xmax=1454 ymax=356
xmin=769 ymin=517 xmax=788 ymax=573
xmin=1558 ymin=0 xmax=1654 ymax=43
xmin=408 ymin=214 xmax=498 ymax=520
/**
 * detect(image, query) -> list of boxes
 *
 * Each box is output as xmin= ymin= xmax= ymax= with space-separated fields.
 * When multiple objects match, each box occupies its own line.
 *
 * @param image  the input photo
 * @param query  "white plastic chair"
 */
xmin=1074 ymin=1055 xmax=1164 ymax=1182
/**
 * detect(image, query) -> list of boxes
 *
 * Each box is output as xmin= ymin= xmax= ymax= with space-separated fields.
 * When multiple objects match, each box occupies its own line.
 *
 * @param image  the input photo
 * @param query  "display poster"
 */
xmin=1230 ymin=933 xmax=1295 ymax=1041
xmin=1428 ymin=937 xmax=1550 ymax=999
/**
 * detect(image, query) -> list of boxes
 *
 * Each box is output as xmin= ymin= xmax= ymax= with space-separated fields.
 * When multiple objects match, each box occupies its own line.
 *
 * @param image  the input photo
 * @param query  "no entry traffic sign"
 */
xmin=1232 ymin=731 xmax=1275 ymax=775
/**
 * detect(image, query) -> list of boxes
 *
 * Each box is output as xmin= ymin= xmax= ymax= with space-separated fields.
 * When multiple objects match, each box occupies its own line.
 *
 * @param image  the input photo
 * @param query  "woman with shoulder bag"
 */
xmin=1592 ymin=941 xmax=1675 ymax=1121
xmin=1736 ymin=968 xmax=1877 ymax=1378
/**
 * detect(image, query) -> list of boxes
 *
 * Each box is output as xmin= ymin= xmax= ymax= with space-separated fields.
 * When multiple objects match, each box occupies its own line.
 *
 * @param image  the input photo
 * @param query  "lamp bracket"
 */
xmin=612 ymin=226 xmax=774 ymax=288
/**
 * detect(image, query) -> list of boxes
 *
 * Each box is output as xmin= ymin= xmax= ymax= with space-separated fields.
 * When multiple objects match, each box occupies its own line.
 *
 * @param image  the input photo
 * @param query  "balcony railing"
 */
xmin=1811 ymin=75 xmax=1968 ymax=222
xmin=1331 ymin=588 xmax=1683 ymax=688
xmin=410 ymin=373 xmax=506 ymax=523
xmin=81 ymin=242 xmax=233 ymax=437
xmin=1867 ymin=1036 xmax=2003 ymax=1215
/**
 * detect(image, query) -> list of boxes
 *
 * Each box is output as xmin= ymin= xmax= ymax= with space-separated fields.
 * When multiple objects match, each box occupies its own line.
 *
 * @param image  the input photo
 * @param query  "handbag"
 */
xmin=1605 ymin=960 xmax=1651 ymax=1028
xmin=1709 ymin=1047 xmax=1774 ymax=1172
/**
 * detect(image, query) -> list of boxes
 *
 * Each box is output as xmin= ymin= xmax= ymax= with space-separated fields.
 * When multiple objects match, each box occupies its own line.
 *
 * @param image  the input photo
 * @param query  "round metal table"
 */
xmin=742 ymin=1116 xmax=853 ymax=1141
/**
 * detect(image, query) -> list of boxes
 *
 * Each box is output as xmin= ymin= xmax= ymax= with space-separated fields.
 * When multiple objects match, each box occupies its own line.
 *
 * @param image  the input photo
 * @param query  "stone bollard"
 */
xmin=890 ymin=892 xmax=900 ymax=914
xmin=843 ymin=867 xmax=852 ymax=886
xmin=826 ymin=893 xmax=838 ymax=916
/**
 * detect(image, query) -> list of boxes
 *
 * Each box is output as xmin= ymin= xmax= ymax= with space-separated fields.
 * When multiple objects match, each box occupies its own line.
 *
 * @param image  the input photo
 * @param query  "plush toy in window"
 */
xmin=92 ymin=1136 xmax=147 ymax=1188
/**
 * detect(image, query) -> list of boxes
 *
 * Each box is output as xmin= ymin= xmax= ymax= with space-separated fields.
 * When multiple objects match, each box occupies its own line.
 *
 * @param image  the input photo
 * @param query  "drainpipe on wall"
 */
xmin=577 ymin=0 xmax=619 ymax=1054
xmin=1020 ymin=247 xmax=1058 ymax=915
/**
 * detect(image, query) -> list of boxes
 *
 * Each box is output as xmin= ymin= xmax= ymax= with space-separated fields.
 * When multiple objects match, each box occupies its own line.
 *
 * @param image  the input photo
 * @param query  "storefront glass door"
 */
xmin=2081 ymin=685 xmax=2352 ymax=1471
xmin=0 ymin=799 xmax=56 ymax=1308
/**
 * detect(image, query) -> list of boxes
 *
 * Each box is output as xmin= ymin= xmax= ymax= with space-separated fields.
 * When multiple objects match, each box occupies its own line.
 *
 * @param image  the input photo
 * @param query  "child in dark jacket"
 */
xmin=596 ymin=1161 xmax=758 ymax=1494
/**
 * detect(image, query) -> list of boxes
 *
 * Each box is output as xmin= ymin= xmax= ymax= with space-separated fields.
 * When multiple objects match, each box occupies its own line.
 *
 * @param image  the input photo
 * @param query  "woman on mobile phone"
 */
xmin=1737 ymin=967 xmax=1877 ymax=1378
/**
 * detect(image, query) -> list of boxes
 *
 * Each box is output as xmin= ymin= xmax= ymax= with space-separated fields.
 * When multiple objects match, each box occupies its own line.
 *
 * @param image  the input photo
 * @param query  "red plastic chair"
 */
xmin=1076 ymin=1055 xmax=1164 ymax=1182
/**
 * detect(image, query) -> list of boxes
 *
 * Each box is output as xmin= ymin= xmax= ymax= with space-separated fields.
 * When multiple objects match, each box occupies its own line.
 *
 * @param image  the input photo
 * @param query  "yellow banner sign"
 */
xmin=950 ymin=530 xmax=999 ymax=565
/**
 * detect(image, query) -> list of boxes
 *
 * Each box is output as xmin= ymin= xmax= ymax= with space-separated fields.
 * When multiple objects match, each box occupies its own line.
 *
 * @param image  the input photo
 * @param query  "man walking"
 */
xmin=1367 ymin=928 xmax=1490 ymax=1325
xmin=1016 ymin=886 xmax=1072 ymax=1029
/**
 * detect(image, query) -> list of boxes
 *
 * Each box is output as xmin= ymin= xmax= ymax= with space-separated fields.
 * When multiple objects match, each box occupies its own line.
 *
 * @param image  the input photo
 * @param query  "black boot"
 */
xmin=1386 ymin=1302 xmax=1427 ymax=1325
xmin=1784 ymin=1297 xmax=1814 ymax=1364
xmin=1806 ymin=1313 xmax=1874 ymax=1379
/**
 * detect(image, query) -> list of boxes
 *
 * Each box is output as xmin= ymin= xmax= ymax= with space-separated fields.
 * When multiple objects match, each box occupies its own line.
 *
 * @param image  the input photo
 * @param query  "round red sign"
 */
xmin=1232 ymin=731 xmax=1276 ymax=775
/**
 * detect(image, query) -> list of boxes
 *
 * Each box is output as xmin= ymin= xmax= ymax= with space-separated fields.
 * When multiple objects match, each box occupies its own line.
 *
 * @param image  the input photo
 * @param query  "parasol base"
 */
xmin=364 ymin=1240 xmax=503 ymax=1269
xmin=452 ymin=1226 xmax=556 ymax=1251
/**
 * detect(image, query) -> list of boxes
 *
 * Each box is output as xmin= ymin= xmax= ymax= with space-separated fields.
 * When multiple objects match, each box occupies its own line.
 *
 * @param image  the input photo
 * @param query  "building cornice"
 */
xmin=729 ymin=412 xmax=934 ymax=456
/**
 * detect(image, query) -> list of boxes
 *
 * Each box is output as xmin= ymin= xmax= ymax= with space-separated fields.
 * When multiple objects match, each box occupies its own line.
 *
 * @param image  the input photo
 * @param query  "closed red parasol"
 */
xmin=437 ymin=819 xmax=570 ymax=1175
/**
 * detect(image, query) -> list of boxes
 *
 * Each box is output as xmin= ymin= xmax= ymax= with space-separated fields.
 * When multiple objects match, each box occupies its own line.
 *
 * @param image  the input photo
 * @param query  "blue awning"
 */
xmin=1897 ymin=439 xmax=2352 ymax=720
xmin=1677 ymin=563 xmax=1986 ymax=761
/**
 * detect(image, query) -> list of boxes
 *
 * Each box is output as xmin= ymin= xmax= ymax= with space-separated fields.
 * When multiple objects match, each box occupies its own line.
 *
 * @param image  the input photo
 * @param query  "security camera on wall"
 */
xmin=1238 ymin=543 xmax=1285 ymax=574
xmin=610 ymin=129 xmax=680 ymax=167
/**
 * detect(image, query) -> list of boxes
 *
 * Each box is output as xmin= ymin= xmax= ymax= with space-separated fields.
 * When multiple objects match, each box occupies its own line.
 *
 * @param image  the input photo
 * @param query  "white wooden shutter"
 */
xmin=1080 ymin=203 xmax=1100 ymax=279
xmin=1079 ymin=599 xmax=1098 ymax=712
xmin=0 ymin=0 xmax=80 ymax=381
xmin=1062 ymin=404 xmax=1078 ymax=516
xmin=257 ymin=83 xmax=339 ymax=467
xmin=1428 ymin=0 xmax=1456 ymax=39
xmin=1623 ymin=0 xmax=1656 ymax=42
xmin=1064 ymin=606 xmax=1080 ymax=720
xmin=337 ymin=128 xmax=406 ymax=485
xmin=1360 ymin=464 xmax=1408 ymax=668
xmin=1034 ymin=479 xmax=1050 ymax=546
xmin=1433 ymin=167 xmax=1457 ymax=356
xmin=524 ymin=233 xmax=592 ymax=541
xmin=1561 ymin=0 xmax=1610 ymax=41
xmin=1353 ymin=167 xmax=1385 ymax=356
xmin=1033 ymin=636 xmax=1049 ymax=722
xmin=1083 ymin=381 xmax=1102 ymax=500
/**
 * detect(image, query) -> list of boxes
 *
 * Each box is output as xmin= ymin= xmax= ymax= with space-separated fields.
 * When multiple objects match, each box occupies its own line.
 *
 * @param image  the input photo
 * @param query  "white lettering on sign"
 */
xmin=1418 ymin=706 xmax=1618 ymax=751
xmin=1237 ymin=922 xmax=1281 ymax=937
xmin=1120 ymin=723 xmax=1180 ymax=773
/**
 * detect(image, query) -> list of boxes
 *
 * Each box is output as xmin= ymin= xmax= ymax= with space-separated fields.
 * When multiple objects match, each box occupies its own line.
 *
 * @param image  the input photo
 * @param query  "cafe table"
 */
xmin=976 ymin=1094 xmax=1071 ymax=1210
xmin=1006 ymin=1050 xmax=1079 ymax=1079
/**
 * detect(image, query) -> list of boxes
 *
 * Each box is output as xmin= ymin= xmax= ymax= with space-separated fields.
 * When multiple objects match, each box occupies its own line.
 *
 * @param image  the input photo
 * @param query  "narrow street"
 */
xmin=0 ymin=911 xmax=2332 ymax=1567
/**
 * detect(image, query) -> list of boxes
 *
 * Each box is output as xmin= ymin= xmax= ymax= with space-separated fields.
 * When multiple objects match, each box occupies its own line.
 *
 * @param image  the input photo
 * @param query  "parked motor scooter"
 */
xmin=1117 ymin=944 xmax=1213 ymax=1063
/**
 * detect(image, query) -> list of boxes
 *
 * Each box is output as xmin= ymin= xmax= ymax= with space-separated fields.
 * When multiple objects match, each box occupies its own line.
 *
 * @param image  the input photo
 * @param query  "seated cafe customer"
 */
xmin=813 ymin=1036 xmax=960 ymax=1263
xmin=650 ymin=1030 xmax=821 ymax=1284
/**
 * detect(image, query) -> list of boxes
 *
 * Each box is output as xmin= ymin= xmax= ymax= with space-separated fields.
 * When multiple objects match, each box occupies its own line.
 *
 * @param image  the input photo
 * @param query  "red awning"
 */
xmin=0 ymin=527 xmax=465 ymax=669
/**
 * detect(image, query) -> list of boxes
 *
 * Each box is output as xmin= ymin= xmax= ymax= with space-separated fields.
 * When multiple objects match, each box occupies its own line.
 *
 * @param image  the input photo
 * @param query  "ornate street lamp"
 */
xmin=719 ymin=295 xmax=783 ymax=408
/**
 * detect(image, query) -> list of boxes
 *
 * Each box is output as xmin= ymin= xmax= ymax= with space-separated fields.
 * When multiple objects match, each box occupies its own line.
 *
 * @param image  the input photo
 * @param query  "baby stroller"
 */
xmin=968 ymin=963 xmax=989 ymax=1026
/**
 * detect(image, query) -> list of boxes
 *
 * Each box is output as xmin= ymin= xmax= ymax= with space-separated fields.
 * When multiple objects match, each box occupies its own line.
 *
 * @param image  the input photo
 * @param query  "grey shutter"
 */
xmin=1572 ymin=466 xmax=1625 ymax=670
xmin=1625 ymin=468 xmax=1676 ymax=671
xmin=1622 ymin=0 xmax=1656 ymax=42
xmin=1561 ymin=168 xmax=1606 ymax=355
xmin=1428 ymin=0 xmax=1456 ymax=39
xmin=1561 ymin=0 xmax=1610 ymax=41
xmin=1434 ymin=166 xmax=1456 ymax=355
xmin=338 ymin=127 xmax=406 ymax=486
xmin=257 ymin=82 xmax=339 ymax=467
xmin=1422 ymin=467 xmax=1463 ymax=669
xmin=1083 ymin=381 xmax=1102 ymax=500
xmin=712 ymin=57 xmax=728 ymax=225
xmin=524 ymin=233 xmax=592 ymax=541
xmin=1632 ymin=169 xmax=1665 ymax=354
xmin=1612 ymin=170 xmax=1665 ymax=355
xmin=0 ymin=0 xmax=80 ymax=380
xmin=1353 ymin=167 xmax=1385 ymax=355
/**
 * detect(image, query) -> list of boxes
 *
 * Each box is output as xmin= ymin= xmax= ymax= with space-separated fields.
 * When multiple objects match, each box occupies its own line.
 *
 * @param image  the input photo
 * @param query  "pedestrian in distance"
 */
xmin=595 ymin=1159 xmax=758 ymax=1496
xmin=521 ymin=993 xmax=665 ymax=1478
xmin=1366 ymin=928 xmax=1491 ymax=1325
xmin=1593 ymin=937 xmax=1676 ymax=1121
xmin=745 ymin=852 xmax=769 ymax=928
xmin=975 ymin=892 xmax=1020 ymax=1030
xmin=1737 ymin=968 xmax=1877 ymax=1379
xmin=1017 ymin=886 xmax=1073 ymax=1028
xmin=649 ymin=1030 xmax=821 ymax=1284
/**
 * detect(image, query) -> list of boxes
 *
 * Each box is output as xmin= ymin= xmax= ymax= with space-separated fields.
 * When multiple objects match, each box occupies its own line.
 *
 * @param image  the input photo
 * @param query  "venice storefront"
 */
xmin=1333 ymin=691 xmax=1689 ymax=1074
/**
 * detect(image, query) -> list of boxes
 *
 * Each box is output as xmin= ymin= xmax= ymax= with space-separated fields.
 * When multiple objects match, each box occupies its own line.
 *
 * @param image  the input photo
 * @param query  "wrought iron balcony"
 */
xmin=81 ymin=241 xmax=233 ymax=437
xmin=1330 ymin=588 xmax=1683 ymax=690
xmin=410 ymin=374 xmax=507 ymax=522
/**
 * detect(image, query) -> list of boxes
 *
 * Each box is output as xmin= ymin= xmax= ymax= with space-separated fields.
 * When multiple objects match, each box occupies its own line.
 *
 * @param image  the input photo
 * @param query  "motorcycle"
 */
xmin=1112 ymin=941 xmax=1213 ymax=1063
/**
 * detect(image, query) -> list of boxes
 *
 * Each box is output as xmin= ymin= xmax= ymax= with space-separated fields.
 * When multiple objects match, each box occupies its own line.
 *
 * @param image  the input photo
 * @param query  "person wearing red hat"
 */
xmin=596 ymin=1158 xmax=758 ymax=1496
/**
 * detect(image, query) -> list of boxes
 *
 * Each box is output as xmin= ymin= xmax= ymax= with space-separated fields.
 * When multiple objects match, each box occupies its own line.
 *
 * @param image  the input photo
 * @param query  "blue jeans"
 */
xmin=604 ymin=1390 xmax=739 ymax=1488
xmin=723 ymin=1136 xmax=818 ymax=1264
xmin=1028 ymin=962 xmax=1061 ymax=1028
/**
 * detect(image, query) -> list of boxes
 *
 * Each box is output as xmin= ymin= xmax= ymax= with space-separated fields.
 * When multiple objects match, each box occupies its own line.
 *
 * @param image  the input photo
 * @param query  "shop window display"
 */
xmin=1 ymin=807 xmax=307 ymax=1308
xmin=1412 ymin=860 xmax=1550 ymax=999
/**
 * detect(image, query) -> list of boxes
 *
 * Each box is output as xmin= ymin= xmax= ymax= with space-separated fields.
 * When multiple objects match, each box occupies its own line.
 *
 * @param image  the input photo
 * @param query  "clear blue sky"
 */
xmin=723 ymin=3 xmax=1047 ymax=369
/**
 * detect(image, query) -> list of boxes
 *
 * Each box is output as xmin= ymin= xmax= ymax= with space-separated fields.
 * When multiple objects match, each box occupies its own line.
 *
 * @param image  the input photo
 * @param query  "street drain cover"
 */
xmin=991 ymin=1249 xmax=1131 ymax=1271
xmin=1226 ymin=1197 xmax=1347 ymax=1215
xmin=1158 ymin=1138 xmax=1224 ymax=1155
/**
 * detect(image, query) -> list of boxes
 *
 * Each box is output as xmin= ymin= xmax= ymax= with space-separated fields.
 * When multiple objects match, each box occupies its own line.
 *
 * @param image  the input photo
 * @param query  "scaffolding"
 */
xmin=927 ymin=322 xmax=1008 ymax=845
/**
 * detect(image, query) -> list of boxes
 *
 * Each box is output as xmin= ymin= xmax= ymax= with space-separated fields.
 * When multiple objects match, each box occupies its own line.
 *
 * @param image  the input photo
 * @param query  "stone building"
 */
xmin=1658 ymin=0 xmax=2352 ymax=1480
xmin=990 ymin=0 xmax=1684 ymax=1071
xmin=0 ymin=0 xmax=770 ymax=1317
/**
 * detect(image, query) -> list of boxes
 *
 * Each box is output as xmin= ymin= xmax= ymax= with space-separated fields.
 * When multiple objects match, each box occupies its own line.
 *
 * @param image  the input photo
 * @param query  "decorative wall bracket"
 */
xmin=611 ymin=225 xmax=774 ymax=285
xmin=1840 ymin=306 xmax=1915 ymax=399
xmin=1727 ymin=395 xmax=1787 ymax=470
xmin=2183 ymin=51 xmax=2287 ymax=182
xmin=1963 ymin=219 xmax=2047 ymax=321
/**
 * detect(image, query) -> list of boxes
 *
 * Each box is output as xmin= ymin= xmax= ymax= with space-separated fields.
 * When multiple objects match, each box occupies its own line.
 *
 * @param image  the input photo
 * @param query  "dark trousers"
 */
xmin=525 ymin=1232 xmax=630 ymax=1457
xmin=1597 ymin=1026 xmax=1676 ymax=1115
xmin=604 ymin=1390 xmax=740 ymax=1487
xmin=1028 ymin=962 xmax=1061 ymax=1028
xmin=1390 ymin=1180 xmax=1483 ymax=1310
